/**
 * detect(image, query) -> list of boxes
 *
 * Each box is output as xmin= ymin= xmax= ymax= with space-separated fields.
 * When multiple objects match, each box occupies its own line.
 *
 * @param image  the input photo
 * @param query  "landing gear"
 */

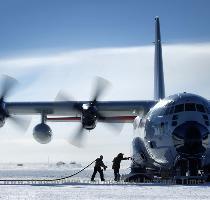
xmin=174 ymin=157 xmax=204 ymax=184
xmin=174 ymin=157 xmax=201 ymax=176
xmin=189 ymin=159 xmax=200 ymax=176
xmin=179 ymin=159 xmax=188 ymax=176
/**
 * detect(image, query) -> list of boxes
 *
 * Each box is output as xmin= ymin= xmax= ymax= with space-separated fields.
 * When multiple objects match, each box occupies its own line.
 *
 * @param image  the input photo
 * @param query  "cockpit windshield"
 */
xmin=185 ymin=103 xmax=196 ymax=111
xmin=174 ymin=104 xmax=184 ymax=113
xmin=165 ymin=103 xmax=206 ymax=115
xmin=196 ymin=104 xmax=206 ymax=113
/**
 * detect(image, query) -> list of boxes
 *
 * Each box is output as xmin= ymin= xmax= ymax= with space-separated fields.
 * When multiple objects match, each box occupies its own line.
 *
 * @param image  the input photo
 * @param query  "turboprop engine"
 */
xmin=0 ymin=75 xmax=31 ymax=130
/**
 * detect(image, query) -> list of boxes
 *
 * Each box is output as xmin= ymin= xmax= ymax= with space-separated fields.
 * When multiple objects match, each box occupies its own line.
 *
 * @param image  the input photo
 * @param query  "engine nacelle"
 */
xmin=82 ymin=115 xmax=97 ymax=130
xmin=33 ymin=123 xmax=52 ymax=144
xmin=81 ymin=103 xmax=97 ymax=130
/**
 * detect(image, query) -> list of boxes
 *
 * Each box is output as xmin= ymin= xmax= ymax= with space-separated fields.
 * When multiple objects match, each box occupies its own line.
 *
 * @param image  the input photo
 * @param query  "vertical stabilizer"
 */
xmin=154 ymin=17 xmax=165 ymax=100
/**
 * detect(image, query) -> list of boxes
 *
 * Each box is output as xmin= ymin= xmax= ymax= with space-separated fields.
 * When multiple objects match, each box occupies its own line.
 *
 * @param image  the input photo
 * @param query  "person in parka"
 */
xmin=91 ymin=155 xmax=107 ymax=181
xmin=112 ymin=153 xmax=130 ymax=181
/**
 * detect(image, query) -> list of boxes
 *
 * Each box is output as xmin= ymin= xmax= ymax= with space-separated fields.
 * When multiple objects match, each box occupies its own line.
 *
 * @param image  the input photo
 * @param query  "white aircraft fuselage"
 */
xmin=132 ymin=93 xmax=210 ymax=176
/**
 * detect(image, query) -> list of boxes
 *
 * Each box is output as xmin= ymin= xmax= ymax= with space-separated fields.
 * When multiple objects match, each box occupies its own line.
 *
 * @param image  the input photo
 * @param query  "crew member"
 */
xmin=91 ymin=155 xmax=107 ymax=181
xmin=112 ymin=153 xmax=130 ymax=181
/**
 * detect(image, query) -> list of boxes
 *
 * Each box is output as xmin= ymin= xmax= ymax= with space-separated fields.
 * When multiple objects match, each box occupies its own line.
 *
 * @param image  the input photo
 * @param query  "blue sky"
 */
xmin=1 ymin=0 xmax=210 ymax=57
xmin=0 ymin=1 xmax=210 ymax=163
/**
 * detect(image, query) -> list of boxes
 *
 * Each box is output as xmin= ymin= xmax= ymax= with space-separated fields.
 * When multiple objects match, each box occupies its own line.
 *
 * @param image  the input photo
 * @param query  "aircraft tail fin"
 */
xmin=154 ymin=17 xmax=165 ymax=100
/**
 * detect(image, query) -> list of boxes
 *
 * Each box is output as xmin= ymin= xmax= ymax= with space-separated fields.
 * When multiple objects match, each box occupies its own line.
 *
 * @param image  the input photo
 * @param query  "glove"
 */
xmin=104 ymin=166 xmax=107 ymax=171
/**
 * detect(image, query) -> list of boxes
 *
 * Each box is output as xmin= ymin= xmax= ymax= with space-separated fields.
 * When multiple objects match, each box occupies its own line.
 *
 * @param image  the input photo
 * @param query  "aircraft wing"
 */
xmin=5 ymin=100 xmax=156 ymax=123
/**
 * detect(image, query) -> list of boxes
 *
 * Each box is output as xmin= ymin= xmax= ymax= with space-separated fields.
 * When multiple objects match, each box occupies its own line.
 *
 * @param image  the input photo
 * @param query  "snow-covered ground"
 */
xmin=0 ymin=163 xmax=210 ymax=200
xmin=1 ymin=182 xmax=210 ymax=200
xmin=0 ymin=183 xmax=210 ymax=200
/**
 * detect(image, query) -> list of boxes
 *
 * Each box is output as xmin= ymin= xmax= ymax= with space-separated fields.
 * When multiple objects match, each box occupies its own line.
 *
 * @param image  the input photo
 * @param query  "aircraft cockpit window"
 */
xmin=185 ymin=103 xmax=196 ymax=111
xmin=196 ymin=104 xmax=205 ymax=113
xmin=174 ymin=104 xmax=184 ymax=113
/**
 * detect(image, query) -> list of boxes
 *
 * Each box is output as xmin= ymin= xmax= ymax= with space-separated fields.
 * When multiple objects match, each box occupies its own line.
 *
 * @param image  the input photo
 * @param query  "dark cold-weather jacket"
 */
xmin=112 ymin=156 xmax=129 ymax=169
xmin=94 ymin=158 xmax=106 ymax=169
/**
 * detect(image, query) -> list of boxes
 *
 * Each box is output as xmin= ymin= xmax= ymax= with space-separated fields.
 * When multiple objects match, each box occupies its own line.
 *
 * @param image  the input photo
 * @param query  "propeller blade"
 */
xmin=0 ymin=75 xmax=18 ymax=100
xmin=55 ymin=90 xmax=74 ymax=101
xmin=69 ymin=125 xmax=86 ymax=148
xmin=91 ymin=76 xmax=111 ymax=103
xmin=55 ymin=90 xmax=81 ymax=112
xmin=103 ymin=122 xmax=124 ymax=134
xmin=8 ymin=115 xmax=31 ymax=132
xmin=97 ymin=112 xmax=124 ymax=134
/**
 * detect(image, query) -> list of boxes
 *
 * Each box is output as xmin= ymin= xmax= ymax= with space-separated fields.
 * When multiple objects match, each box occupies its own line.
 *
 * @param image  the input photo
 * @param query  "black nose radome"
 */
xmin=172 ymin=121 xmax=208 ymax=156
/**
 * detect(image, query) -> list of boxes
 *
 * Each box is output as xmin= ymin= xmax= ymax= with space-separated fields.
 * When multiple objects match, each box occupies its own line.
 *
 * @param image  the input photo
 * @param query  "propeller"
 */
xmin=0 ymin=75 xmax=31 ymax=132
xmin=90 ymin=77 xmax=123 ymax=132
xmin=55 ymin=90 xmax=75 ymax=102
xmin=56 ymin=77 xmax=123 ymax=148
xmin=8 ymin=115 xmax=31 ymax=132
xmin=69 ymin=125 xmax=86 ymax=147
xmin=91 ymin=76 xmax=111 ymax=103
xmin=0 ymin=75 xmax=18 ymax=101
xmin=55 ymin=91 xmax=84 ymax=147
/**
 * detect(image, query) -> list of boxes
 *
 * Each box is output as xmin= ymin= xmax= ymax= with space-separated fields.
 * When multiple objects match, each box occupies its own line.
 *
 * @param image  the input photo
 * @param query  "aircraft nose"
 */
xmin=172 ymin=121 xmax=209 ymax=156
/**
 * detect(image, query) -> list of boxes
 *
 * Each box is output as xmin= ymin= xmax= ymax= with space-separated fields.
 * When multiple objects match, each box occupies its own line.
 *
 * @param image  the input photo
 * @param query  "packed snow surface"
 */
xmin=0 ymin=163 xmax=209 ymax=200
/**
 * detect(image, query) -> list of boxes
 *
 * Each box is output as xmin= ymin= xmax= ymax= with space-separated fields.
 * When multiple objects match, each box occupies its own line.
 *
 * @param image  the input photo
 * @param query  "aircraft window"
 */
xmin=196 ymin=104 xmax=205 ymax=113
xmin=169 ymin=106 xmax=174 ymax=114
xmin=174 ymin=104 xmax=184 ymax=113
xmin=185 ymin=103 xmax=196 ymax=111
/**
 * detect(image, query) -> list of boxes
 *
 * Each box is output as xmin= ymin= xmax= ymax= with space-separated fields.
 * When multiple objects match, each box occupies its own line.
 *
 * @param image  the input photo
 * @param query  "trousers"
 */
xmin=91 ymin=167 xmax=105 ymax=181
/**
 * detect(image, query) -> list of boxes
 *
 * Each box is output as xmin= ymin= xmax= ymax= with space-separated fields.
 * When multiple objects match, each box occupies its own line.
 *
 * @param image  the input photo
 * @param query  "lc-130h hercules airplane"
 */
xmin=1 ymin=17 xmax=210 ymax=182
